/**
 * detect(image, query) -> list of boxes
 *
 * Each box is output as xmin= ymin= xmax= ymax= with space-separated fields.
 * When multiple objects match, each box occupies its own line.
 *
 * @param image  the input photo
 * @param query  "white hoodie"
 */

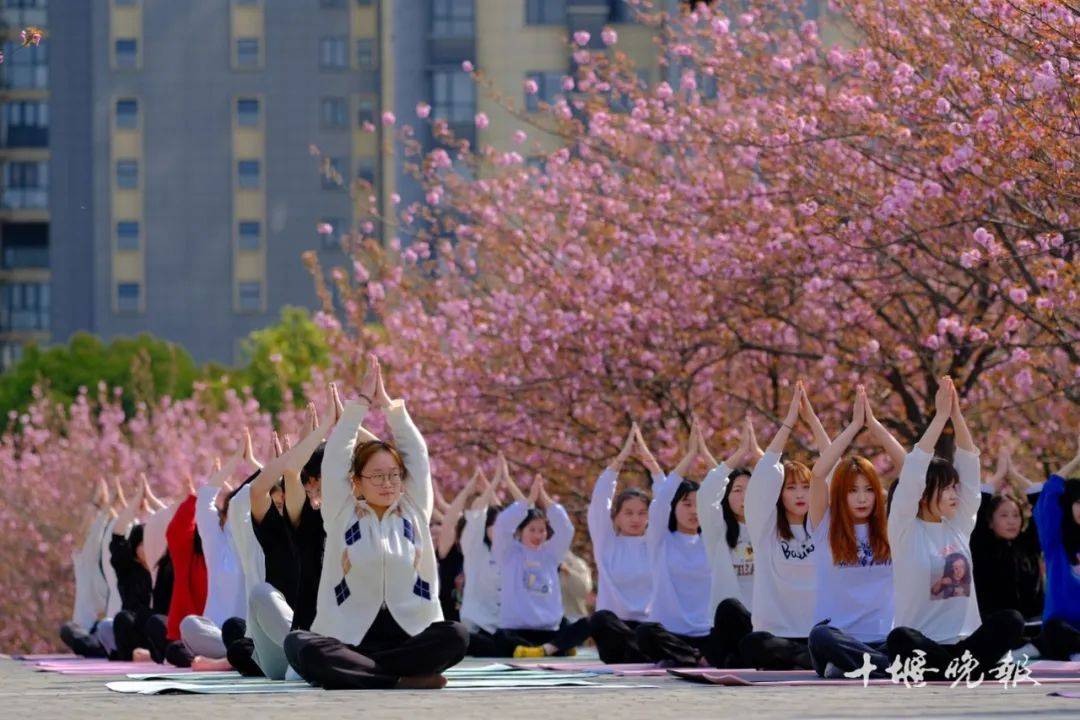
xmin=698 ymin=463 xmax=753 ymax=612
xmin=459 ymin=505 xmax=501 ymax=634
xmin=72 ymin=510 xmax=111 ymax=628
xmin=195 ymin=485 xmax=248 ymax=626
xmin=493 ymin=501 xmax=574 ymax=631
xmin=310 ymin=400 xmax=441 ymax=645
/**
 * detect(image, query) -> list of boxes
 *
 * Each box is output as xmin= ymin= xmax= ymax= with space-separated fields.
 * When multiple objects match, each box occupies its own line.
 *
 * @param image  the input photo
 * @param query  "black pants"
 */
xmin=494 ymin=617 xmax=592 ymax=656
xmin=283 ymin=609 xmax=468 ymax=689
xmin=807 ymin=621 xmax=890 ymax=678
xmin=632 ymin=599 xmax=753 ymax=668
xmin=219 ymin=617 xmax=263 ymax=676
xmin=1032 ymin=618 xmax=1080 ymax=661
xmin=466 ymin=628 xmax=500 ymax=657
xmin=113 ymin=609 xmax=155 ymax=662
xmin=589 ymin=611 xmax=647 ymax=664
xmin=741 ymin=632 xmax=812 ymax=670
xmin=886 ymin=609 xmax=1025 ymax=680
xmin=59 ymin=621 xmax=107 ymax=659
xmin=144 ymin=614 xmax=195 ymax=667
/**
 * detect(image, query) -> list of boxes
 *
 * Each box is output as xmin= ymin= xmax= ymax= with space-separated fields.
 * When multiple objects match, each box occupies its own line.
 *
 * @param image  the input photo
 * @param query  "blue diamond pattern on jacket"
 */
xmin=345 ymin=522 xmax=362 ymax=545
xmin=402 ymin=517 xmax=414 ymax=543
xmin=412 ymin=576 xmax=432 ymax=600
xmin=334 ymin=578 xmax=351 ymax=605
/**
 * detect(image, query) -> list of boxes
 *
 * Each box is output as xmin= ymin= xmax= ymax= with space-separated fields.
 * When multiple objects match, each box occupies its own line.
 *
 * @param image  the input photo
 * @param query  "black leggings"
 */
xmin=58 ymin=621 xmax=108 ymax=659
xmin=144 ymin=614 xmax=195 ymax=667
xmin=1032 ymin=618 xmax=1080 ymax=661
xmin=886 ymin=609 xmax=1025 ymax=680
xmin=632 ymin=598 xmax=754 ymax=668
xmin=465 ymin=628 xmax=500 ymax=657
xmin=283 ymin=608 xmax=468 ymax=690
xmin=494 ymin=617 xmax=592 ymax=656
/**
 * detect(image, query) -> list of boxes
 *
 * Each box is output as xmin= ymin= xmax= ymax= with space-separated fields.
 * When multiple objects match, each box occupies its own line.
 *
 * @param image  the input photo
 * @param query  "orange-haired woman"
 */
xmin=806 ymin=386 xmax=904 ymax=678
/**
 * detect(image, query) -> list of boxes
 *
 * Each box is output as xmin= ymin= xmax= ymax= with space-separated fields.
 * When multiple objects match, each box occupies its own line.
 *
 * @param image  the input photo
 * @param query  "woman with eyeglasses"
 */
xmin=283 ymin=354 xmax=468 ymax=690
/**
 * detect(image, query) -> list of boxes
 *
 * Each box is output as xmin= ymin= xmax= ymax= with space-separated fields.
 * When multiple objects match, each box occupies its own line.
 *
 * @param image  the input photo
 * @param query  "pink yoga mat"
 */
xmin=10 ymin=653 xmax=77 ymax=661
xmin=32 ymin=660 xmax=192 ymax=675
xmin=669 ymin=668 xmax=1080 ymax=687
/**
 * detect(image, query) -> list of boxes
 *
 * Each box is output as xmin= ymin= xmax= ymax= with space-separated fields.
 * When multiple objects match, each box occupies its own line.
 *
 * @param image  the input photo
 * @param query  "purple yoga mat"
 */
xmin=669 ymin=668 xmax=1080 ymax=687
xmin=1050 ymin=691 xmax=1080 ymax=699
xmin=32 ymin=660 xmax=191 ymax=675
xmin=10 ymin=653 xmax=77 ymax=661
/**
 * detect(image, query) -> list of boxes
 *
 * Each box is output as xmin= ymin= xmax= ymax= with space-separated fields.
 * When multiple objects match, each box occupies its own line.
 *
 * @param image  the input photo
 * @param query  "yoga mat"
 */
xmin=128 ymin=670 xmax=241 ymax=681
xmin=9 ymin=653 xmax=77 ymax=661
xmin=1032 ymin=661 xmax=1080 ymax=672
xmin=108 ymin=676 xmax=645 ymax=694
xmin=1050 ymin=691 xmax=1080 ymax=699
xmin=668 ymin=668 xmax=1080 ymax=687
xmin=34 ymin=661 xmax=191 ymax=675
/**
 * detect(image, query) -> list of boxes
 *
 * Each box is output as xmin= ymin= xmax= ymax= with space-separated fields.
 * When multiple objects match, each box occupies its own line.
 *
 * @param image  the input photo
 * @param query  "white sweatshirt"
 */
xmin=698 ymin=463 xmax=754 ymax=612
xmin=310 ymin=400 xmax=441 ymax=645
xmin=226 ymin=483 xmax=267 ymax=637
xmin=101 ymin=517 xmax=123 ymax=617
xmin=494 ymin=501 xmax=574 ymax=631
xmin=72 ymin=510 xmax=111 ymax=628
xmin=810 ymin=509 xmax=894 ymax=642
xmin=587 ymin=469 xmax=655 ymax=622
xmin=459 ymin=505 xmax=501 ymax=634
xmin=142 ymin=501 xmax=181 ymax=585
xmin=645 ymin=473 xmax=711 ymax=637
xmin=195 ymin=485 xmax=248 ymax=626
xmin=746 ymin=452 xmax=818 ymax=638
xmin=888 ymin=447 xmax=982 ymax=643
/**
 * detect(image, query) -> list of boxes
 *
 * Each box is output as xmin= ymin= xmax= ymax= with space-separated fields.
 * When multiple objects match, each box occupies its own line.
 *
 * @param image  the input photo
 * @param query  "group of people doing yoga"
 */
xmin=61 ymin=360 xmax=1080 ymax=689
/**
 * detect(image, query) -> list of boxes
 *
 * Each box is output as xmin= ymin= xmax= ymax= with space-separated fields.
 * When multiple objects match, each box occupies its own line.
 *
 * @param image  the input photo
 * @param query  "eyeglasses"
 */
xmin=359 ymin=470 xmax=403 ymax=487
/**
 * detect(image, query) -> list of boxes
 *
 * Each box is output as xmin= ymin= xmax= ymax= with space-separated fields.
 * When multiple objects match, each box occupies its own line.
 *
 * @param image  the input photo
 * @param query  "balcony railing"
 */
xmin=0 ymin=187 xmax=47 ymax=208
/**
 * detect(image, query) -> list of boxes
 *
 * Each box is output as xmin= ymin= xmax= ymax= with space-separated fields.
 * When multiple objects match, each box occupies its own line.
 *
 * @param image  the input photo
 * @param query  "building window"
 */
xmin=236 ymin=37 xmax=260 ymax=68
xmin=115 ymin=98 xmax=138 ymax=129
xmin=356 ymin=38 xmax=376 ymax=68
xmin=1 ymin=100 xmax=49 ymax=147
xmin=115 ymin=0 xmax=138 ymax=6
xmin=237 ymin=160 xmax=261 ymax=189
xmin=322 ymin=157 xmax=346 ymax=190
xmin=320 ymin=97 xmax=348 ymax=129
xmin=1 ymin=40 xmax=48 ymax=88
xmin=116 ymin=282 xmax=141 ymax=313
xmin=0 ymin=341 xmax=24 ymax=371
xmin=357 ymin=97 xmax=375 ymax=126
xmin=319 ymin=217 xmax=344 ymax=249
xmin=319 ymin=36 xmax=347 ymax=69
xmin=432 ymin=69 xmax=476 ymax=124
xmin=237 ymin=98 xmax=260 ymax=127
xmin=525 ymin=71 xmax=563 ymax=112
xmin=432 ymin=0 xmax=474 ymax=37
xmin=116 ymin=159 xmax=138 ymax=190
xmin=1 ymin=223 xmax=48 ymax=269
xmin=114 ymin=38 xmax=137 ymax=68
xmin=320 ymin=0 xmax=346 ymax=6
xmin=356 ymin=158 xmax=376 ymax=186
xmin=116 ymin=220 xmax=140 ymax=251
xmin=525 ymin=0 xmax=565 ymax=25
xmin=238 ymin=220 xmax=261 ymax=250
xmin=0 ymin=281 xmax=49 ymax=331
xmin=1 ymin=161 xmax=48 ymax=208
xmin=238 ymin=281 xmax=262 ymax=312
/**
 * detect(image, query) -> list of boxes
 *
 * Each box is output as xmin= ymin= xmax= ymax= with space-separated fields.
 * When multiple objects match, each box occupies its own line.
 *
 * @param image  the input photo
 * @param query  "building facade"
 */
xmin=40 ymin=0 xmax=669 ymax=366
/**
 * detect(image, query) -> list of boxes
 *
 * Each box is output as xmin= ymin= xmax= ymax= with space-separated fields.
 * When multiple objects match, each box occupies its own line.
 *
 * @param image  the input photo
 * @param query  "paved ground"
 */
xmin=2 ymin=655 xmax=1077 ymax=720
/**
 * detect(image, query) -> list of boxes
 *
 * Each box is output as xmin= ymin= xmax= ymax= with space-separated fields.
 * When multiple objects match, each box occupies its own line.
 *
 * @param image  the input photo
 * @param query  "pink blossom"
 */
xmin=316 ymin=222 xmax=333 ymax=235
xmin=524 ymin=79 xmax=539 ymax=95
xmin=601 ymin=27 xmax=618 ymax=46
xmin=416 ymin=102 xmax=431 ymax=119
xmin=381 ymin=111 xmax=396 ymax=126
xmin=462 ymin=60 xmax=474 ymax=73
xmin=474 ymin=112 xmax=489 ymax=129
xmin=573 ymin=31 xmax=591 ymax=47
xmin=1008 ymin=287 xmax=1029 ymax=304
xmin=512 ymin=130 xmax=527 ymax=144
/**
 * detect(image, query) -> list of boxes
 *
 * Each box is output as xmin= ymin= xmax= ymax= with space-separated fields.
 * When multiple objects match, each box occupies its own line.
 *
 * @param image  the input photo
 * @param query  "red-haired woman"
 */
xmin=283 ymin=355 xmax=468 ymax=689
xmin=806 ymin=386 xmax=904 ymax=677
xmin=739 ymin=381 xmax=833 ymax=669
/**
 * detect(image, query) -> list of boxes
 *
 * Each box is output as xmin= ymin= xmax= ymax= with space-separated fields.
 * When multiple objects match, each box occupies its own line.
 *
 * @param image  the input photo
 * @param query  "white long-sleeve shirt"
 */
xmin=459 ymin=505 xmax=501 ymax=634
xmin=888 ymin=447 xmax=982 ymax=643
xmin=226 ymin=483 xmax=267 ymax=638
xmin=494 ymin=501 xmax=573 ymax=631
xmin=810 ymin=509 xmax=894 ymax=642
xmin=645 ymin=473 xmax=711 ymax=637
xmin=699 ymin=463 xmax=753 ymax=612
xmin=746 ymin=452 xmax=818 ymax=638
xmin=310 ymin=400 xmax=441 ymax=645
xmin=195 ymin=485 xmax=248 ymax=626
xmin=72 ymin=510 xmax=111 ymax=628
xmin=587 ymin=469 xmax=655 ymax=622
xmin=142 ymin=501 xmax=181 ymax=585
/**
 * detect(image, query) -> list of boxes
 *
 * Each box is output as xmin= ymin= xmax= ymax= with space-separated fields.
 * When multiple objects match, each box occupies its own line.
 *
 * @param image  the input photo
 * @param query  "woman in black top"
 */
xmin=972 ymin=446 xmax=1044 ymax=632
